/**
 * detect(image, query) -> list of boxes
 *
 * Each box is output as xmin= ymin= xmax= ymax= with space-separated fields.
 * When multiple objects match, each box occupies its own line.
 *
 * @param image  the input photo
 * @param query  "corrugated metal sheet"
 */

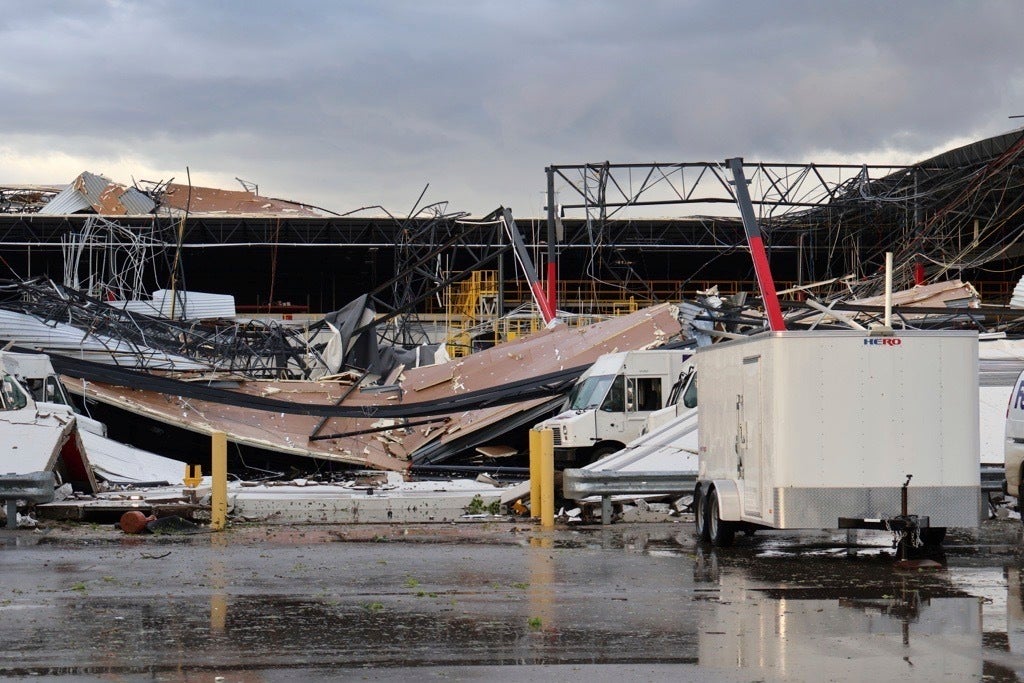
xmin=1011 ymin=272 xmax=1024 ymax=309
xmin=39 ymin=171 xmax=155 ymax=215
xmin=113 ymin=290 xmax=236 ymax=320
xmin=851 ymin=280 xmax=980 ymax=308
xmin=151 ymin=289 xmax=235 ymax=320
xmin=38 ymin=176 xmax=95 ymax=215
xmin=105 ymin=186 xmax=155 ymax=215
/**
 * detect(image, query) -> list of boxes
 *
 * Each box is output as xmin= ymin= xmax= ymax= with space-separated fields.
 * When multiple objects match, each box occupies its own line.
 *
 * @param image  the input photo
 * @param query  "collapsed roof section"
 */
xmin=681 ymin=280 xmax=1024 ymax=344
xmin=0 ymin=184 xmax=63 ymax=213
xmin=59 ymin=303 xmax=685 ymax=471
xmin=28 ymin=171 xmax=328 ymax=218
xmin=157 ymin=182 xmax=324 ymax=217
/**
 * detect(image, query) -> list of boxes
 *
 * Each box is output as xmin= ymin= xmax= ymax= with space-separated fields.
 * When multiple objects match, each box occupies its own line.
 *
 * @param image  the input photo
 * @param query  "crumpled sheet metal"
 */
xmin=67 ymin=304 xmax=682 ymax=471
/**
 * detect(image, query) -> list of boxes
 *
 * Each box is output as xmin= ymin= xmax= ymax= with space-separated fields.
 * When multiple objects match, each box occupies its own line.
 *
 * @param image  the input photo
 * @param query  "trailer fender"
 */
xmin=707 ymin=480 xmax=742 ymax=522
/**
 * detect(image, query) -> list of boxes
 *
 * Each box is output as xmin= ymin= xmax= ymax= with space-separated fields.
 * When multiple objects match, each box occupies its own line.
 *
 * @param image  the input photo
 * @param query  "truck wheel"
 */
xmin=694 ymin=488 xmax=710 ymax=542
xmin=707 ymin=488 xmax=735 ymax=547
xmin=588 ymin=445 xmax=621 ymax=465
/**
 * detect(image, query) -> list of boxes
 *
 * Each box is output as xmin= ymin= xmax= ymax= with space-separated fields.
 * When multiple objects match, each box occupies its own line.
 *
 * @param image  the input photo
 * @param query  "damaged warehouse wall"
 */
xmin=4 ymin=129 xmax=1024 ymax=316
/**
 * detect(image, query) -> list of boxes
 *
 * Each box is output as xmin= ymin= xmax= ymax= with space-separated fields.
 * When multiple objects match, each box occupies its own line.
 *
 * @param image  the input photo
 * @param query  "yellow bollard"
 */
xmin=539 ymin=427 xmax=555 ymax=528
xmin=210 ymin=431 xmax=227 ymax=531
xmin=529 ymin=429 xmax=542 ymax=519
xmin=183 ymin=464 xmax=202 ymax=488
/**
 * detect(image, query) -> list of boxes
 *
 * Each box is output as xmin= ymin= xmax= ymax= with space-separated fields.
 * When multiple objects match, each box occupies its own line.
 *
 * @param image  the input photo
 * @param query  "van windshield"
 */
xmin=567 ymin=374 xmax=616 ymax=410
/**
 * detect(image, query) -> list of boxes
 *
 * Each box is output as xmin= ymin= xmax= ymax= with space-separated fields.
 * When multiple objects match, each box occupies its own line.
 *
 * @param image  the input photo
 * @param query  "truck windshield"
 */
xmin=567 ymin=374 xmax=616 ymax=410
xmin=0 ymin=374 xmax=28 ymax=411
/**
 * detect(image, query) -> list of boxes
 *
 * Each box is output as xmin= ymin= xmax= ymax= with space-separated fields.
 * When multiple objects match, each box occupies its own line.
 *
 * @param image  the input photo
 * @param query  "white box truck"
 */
xmin=1005 ymin=368 xmax=1024 ymax=500
xmin=537 ymin=349 xmax=693 ymax=466
xmin=694 ymin=329 xmax=981 ymax=547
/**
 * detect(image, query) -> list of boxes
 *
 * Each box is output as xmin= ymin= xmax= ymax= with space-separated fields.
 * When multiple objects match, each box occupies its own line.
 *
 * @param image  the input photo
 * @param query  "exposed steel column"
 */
xmin=545 ymin=167 xmax=558 ymax=317
xmin=726 ymin=158 xmax=786 ymax=331
xmin=502 ymin=207 xmax=556 ymax=324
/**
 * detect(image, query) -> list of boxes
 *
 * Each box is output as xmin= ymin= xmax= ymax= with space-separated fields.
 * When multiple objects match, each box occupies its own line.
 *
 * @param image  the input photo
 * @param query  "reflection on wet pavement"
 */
xmin=1 ymin=522 xmax=1023 ymax=680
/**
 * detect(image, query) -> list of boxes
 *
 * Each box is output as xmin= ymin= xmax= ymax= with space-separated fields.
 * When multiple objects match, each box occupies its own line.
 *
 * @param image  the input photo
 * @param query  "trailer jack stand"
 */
xmin=888 ymin=515 xmax=922 ymax=560
xmin=888 ymin=474 xmax=943 ymax=569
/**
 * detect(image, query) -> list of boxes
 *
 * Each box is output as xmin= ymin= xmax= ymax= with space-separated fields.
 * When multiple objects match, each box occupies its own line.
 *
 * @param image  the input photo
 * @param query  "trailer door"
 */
xmin=741 ymin=355 xmax=763 ymax=516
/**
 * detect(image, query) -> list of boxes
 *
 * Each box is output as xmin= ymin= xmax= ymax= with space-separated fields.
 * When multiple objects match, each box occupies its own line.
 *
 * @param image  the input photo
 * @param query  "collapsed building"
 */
xmin=2 ymin=128 xmax=1024 ymax=323
xmin=3 ymin=130 xmax=1024 ymax=482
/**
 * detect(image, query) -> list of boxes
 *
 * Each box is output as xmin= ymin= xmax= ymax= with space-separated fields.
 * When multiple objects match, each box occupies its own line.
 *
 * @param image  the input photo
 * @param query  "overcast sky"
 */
xmin=1 ymin=1 xmax=1022 ymax=217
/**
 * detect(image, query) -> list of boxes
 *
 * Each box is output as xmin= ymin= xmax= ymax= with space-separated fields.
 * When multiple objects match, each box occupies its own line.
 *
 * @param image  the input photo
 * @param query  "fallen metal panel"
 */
xmin=64 ymin=304 xmax=683 ymax=471
xmin=0 ymin=406 xmax=96 ymax=493
xmin=38 ymin=171 xmax=155 ymax=216
xmin=0 ymin=309 xmax=206 ymax=368
xmin=851 ymin=280 xmax=980 ymax=308
xmin=113 ymin=187 xmax=156 ymax=215
xmin=38 ymin=172 xmax=101 ymax=215
xmin=118 ymin=290 xmax=238 ymax=320
xmin=80 ymin=430 xmax=185 ymax=485
xmin=410 ymin=397 xmax=562 ymax=465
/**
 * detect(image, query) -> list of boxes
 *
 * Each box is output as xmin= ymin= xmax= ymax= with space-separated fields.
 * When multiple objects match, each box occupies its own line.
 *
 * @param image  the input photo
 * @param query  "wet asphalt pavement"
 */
xmin=3 ymin=518 xmax=1024 ymax=681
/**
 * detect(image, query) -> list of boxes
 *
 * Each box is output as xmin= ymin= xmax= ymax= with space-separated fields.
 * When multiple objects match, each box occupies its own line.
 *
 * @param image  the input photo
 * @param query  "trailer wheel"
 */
xmin=920 ymin=527 xmax=946 ymax=547
xmin=707 ymin=488 xmax=735 ymax=547
xmin=694 ymin=488 xmax=710 ymax=542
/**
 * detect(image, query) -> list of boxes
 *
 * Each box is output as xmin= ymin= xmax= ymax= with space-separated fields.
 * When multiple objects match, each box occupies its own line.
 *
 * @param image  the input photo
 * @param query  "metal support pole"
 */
xmin=601 ymin=496 xmax=612 ymax=526
xmin=884 ymin=252 xmax=894 ymax=328
xmin=502 ymin=208 xmax=555 ymax=324
xmin=546 ymin=168 xmax=558 ymax=318
xmin=6 ymin=500 xmax=17 ymax=530
xmin=726 ymin=158 xmax=786 ymax=332
xmin=211 ymin=431 xmax=228 ymax=531
xmin=539 ymin=428 xmax=555 ymax=528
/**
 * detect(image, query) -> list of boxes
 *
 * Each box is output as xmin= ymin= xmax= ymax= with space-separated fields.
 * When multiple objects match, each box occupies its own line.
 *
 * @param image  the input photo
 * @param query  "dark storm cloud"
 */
xmin=0 ymin=1 xmax=1021 ymax=214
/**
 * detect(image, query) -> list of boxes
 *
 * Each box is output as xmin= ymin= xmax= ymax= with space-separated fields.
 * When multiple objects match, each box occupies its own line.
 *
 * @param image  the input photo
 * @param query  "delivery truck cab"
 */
xmin=536 ymin=349 xmax=693 ymax=466
xmin=1005 ymin=369 xmax=1024 ymax=500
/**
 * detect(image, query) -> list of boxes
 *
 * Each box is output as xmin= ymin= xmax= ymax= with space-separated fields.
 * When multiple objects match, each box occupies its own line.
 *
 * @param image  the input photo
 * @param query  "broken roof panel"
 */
xmin=39 ymin=171 xmax=156 ymax=216
xmin=63 ymin=304 xmax=684 ymax=471
xmin=159 ymin=183 xmax=323 ymax=217
xmin=850 ymin=280 xmax=980 ymax=308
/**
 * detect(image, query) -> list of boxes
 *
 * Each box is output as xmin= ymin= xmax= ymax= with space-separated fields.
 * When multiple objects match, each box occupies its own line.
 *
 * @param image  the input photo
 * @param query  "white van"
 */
xmin=1005 ymin=369 xmax=1024 ymax=498
xmin=536 ymin=349 xmax=692 ymax=466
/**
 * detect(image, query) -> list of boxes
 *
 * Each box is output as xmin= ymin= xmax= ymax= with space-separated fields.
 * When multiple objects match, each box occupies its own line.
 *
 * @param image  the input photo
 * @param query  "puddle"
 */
xmin=4 ymin=522 xmax=1024 ymax=678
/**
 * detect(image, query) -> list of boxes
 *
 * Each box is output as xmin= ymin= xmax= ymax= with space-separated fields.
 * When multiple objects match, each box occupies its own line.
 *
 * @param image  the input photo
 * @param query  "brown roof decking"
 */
xmin=161 ymin=183 xmax=323 ymax=217
xmin=64 ymin=304 xmax=682 ymax=471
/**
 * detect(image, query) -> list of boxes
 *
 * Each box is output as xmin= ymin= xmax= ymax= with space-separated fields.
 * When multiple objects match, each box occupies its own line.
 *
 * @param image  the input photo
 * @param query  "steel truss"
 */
xmin=358 ymin=205 xmax=520 ymax=348
xmin=546 ymin=135 xmax=1024 ymax=300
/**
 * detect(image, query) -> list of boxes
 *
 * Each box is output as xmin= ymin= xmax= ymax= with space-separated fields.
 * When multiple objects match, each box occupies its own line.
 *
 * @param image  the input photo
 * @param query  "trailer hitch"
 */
xmin=886 ymin=474 xmax=927 ymax=559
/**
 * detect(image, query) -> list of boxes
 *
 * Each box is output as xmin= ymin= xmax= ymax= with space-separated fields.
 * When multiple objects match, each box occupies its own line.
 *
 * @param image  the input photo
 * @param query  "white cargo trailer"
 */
xmin=694 ymin=329 xmax=982 ymax=547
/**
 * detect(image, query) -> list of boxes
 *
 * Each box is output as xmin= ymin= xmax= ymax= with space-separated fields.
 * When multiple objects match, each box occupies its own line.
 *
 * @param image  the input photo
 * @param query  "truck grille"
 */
xmin=551 ymin=428 xmax=562 ymax=446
